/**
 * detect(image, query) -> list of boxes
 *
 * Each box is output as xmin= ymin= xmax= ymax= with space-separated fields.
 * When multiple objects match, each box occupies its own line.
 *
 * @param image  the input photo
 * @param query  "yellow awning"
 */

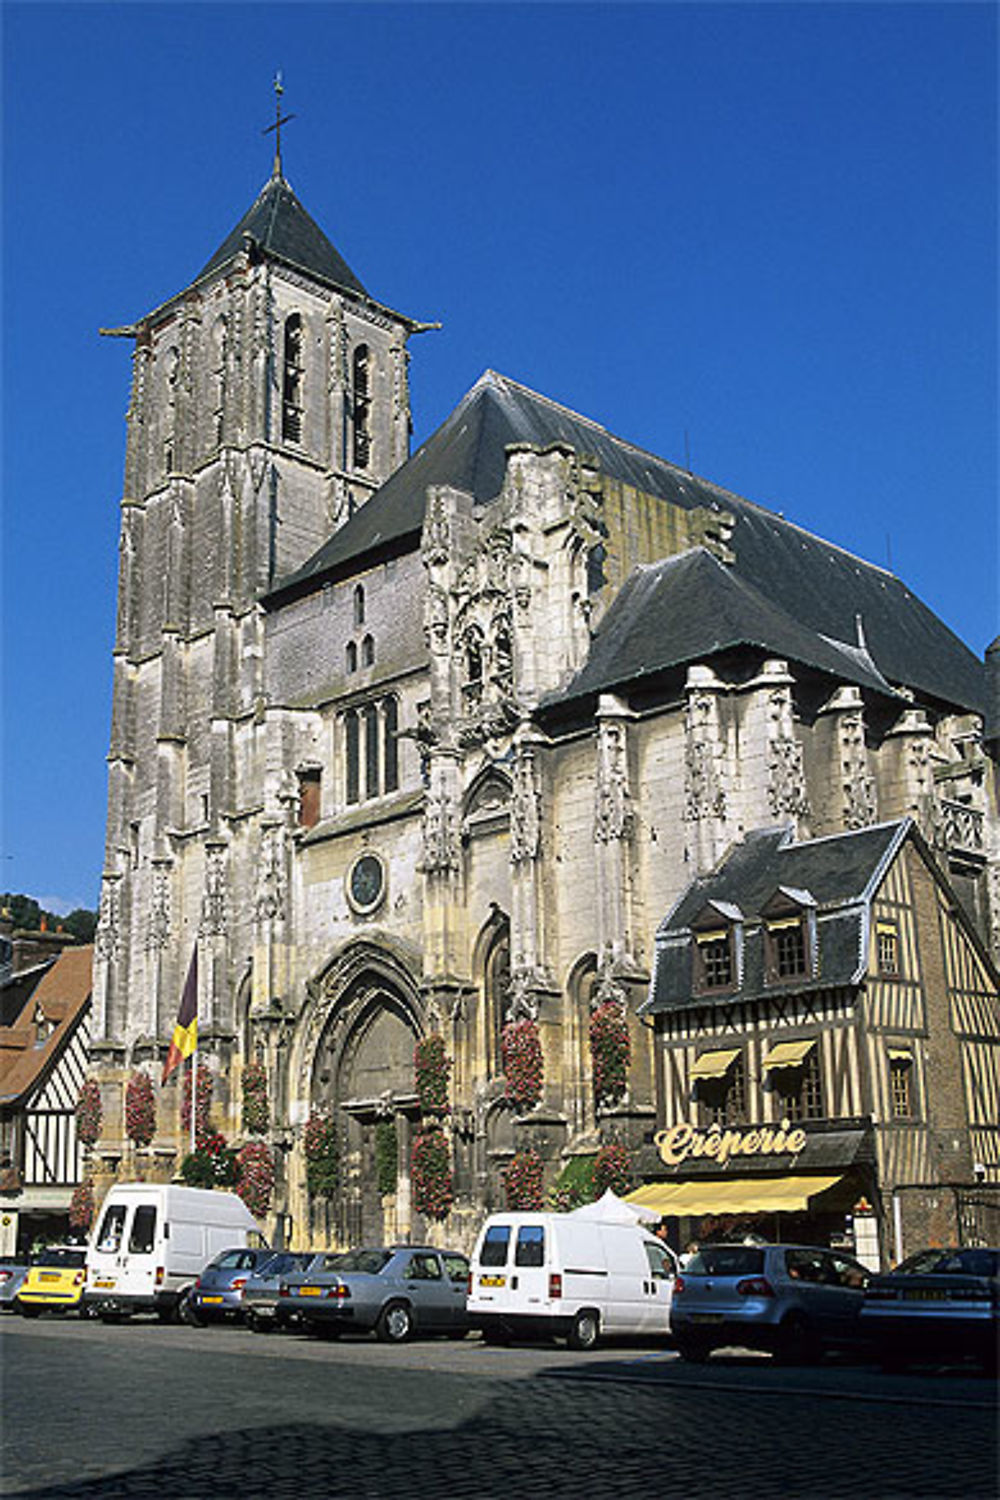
xmin=689 ymin=1048 xmax=741 ymax=1080
xmin=762 ymin=1038 xmax=816 ymax=1070
xmin=887 ymin=1047 xmax=913 ymax=1063
xmin=625 ymin=1174 xmax=843 ymax=1217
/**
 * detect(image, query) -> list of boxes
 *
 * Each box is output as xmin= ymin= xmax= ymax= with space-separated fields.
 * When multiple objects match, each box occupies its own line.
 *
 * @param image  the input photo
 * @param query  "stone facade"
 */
xmin=89 ymin=166 xmax=1000 ymax=1252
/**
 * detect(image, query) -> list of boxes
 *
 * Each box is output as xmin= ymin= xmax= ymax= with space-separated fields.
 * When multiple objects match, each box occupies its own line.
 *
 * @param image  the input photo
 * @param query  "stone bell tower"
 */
xmin=91 ymin=121 xmax=423 ymax=1151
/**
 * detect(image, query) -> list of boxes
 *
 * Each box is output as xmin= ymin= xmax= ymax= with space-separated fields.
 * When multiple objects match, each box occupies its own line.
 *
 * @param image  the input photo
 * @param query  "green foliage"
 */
xmin=304 ymin=1113 xmax=339 ymax=1198
xmin=589 ymin=1001 xmax=631 ymax=1109
xmin=548 ymin=1153 xmax=596 ymax=1212
xmin=0 ymin=893 xmax=97 ymax=941
xmin=504 ymin=1149 xmax=544 ymax=1210
xmin=179 ymin=1134 xmax=238 ymax=1188
xmin=241 ymin=1060 xmax=270 ymax=1137
xmin=593 ymin=1142 xmax=633 ymax=1197
xmin=414 ymin=1035 xmax=451 ymax=1117
xmin=375 ymin=1119 xmax=398 ymax=1197
xmin=411 ymin=1126 xmax=453 ymax=1219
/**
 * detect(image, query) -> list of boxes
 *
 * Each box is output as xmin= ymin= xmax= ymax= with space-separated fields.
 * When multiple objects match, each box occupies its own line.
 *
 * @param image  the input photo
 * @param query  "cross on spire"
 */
xmin=263 ymin=71 xmax=296 ymax=178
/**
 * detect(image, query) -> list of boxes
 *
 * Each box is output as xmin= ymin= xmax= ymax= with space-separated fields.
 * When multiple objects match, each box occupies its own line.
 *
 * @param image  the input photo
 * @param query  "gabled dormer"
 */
xmin=760 ymin=886 xmax=818 ymax=985
xmin=690 ymin=900 xmax=744 ymax=997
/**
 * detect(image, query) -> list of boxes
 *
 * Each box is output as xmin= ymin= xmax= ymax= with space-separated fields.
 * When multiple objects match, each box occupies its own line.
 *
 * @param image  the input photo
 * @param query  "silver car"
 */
xmin=0 ymin=1258 xmax=30 ymax=1310
xmin=280 ymin=1245 xmax=470 ymax=1343
xmin=242 ymin=1251 xmax=324 ymax=1332
xmin=670 ymin=1243 xmax=869 ymax=1363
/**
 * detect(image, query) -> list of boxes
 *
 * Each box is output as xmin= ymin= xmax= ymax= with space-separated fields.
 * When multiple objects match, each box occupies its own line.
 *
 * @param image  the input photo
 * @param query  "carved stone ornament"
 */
xmin=510 ymin=748 xmax=541 ymax=864
xmin=421 ymin=792 xmax=460 ymax=875
xmin=422 ymin=495 xmax=450 ymax=568
xmin=505 ymin=969 xmax=541 ymax=1023
xmin=767 ymin=736 xmax=809 ymax=819
xmin=254 ymin=824 xmax=287 ymax=923
xmin=146 ymin=865 xmax=172 ymax=952
xmin=200 ymin=845 xmax=229 ymax=936
xmin=94 ymin=877 xmax=122 ymax=963
xmin=594 ymin=721 xmax=635 ymax=843
xmin=840 ymin=711 xmax=877 ymax=829
xmin=424 ymin=585 xmax=450 ymax=653
xmin=683 ymin=684 xmax=727 ymax=822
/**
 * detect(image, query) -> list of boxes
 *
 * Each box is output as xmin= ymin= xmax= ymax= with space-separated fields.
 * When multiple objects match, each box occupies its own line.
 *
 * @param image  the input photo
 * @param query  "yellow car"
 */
xmin=17 ymin=1246 xmax=88 ymax=1315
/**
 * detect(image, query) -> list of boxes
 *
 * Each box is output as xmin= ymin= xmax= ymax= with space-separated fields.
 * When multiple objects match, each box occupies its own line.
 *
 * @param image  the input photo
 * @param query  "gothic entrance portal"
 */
xmin=310 ymin=963 xmax=421 ymax=1247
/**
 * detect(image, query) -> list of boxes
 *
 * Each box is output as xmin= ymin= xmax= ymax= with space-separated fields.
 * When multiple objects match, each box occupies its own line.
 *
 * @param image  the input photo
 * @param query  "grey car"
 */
xmin=242 ymin=1251 xmax=325 ymax=1332
xmin=860 ymin=1246 xmax=999 ymax=1373
xmin=280 ymin=1245 xmax=470 ymax=1342
xmin=0 ymin=1258 xmax=30 ymax=1310
xmin=670 ymin=1243 xmax=869 ymax=1363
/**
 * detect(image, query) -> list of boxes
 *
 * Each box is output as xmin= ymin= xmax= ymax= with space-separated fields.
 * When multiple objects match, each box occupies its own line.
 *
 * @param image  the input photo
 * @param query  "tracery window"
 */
xmin=352 ymin=344 xmax=371 ymax=469
xmin=282 ymin=313 xmax=304 ymax=443
xmin=344 ymin=696 xmax=401 ymax=806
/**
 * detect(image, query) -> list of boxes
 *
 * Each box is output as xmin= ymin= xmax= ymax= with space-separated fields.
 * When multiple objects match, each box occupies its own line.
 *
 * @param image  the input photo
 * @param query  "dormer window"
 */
xmin=761 ymin=889 xmax=816 ymax=985
xmin=697 ymin=932 xmax=734 ymax=989
xmin=691 ymin=903 xmax=742 ymax=995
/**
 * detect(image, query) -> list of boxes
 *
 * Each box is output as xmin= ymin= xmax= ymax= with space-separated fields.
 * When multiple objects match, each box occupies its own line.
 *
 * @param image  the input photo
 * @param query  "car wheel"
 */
xmin=675 ymin=1338 xmax=711 ymax=1363
xmin=245 ymin=1309 xmax=269 ymax=1334
xmin=775 ymin=1312 xmax=819 ymax=1365
xmin=567 ymin=1310 xmax=600 ymax=1351
xmin=447 ymin=1328 xmax=469 ymax=1342
xmin=376 ymin=1300 xmax=413 ymax=1344
xmin=481 ymin=1323 xmax=511 ymax=1346
xmin=179 ymin=1292 xmax=204 ymax=1328
xmin=18 ymin=1304 xmax=41 ymax=1319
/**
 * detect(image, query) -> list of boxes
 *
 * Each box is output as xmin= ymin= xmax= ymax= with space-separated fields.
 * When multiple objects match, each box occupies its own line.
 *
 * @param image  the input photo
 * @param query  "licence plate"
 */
xmin=202 ymin=1295 xmax=224 ymax=1305
xmin=94 ymin=1279 xmax=116 ymax=1289
xmin=689 ymin=1313 xmax=724 ymax=1324
xmin=299 ymin=1286 xmax=322 ymax=1297
xmin=903 ymin=1289 xmax=946 ymax=1301
xmin=479 ymin=1275 xmax=506 ymax=1288
xmin=40 ymin=1273 xmax=60 ymax=1283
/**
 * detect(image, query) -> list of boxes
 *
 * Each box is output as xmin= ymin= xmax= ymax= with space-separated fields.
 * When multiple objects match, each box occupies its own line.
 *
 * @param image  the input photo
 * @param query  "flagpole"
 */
xmin=190 ymin=1048 xmax=197 ymax=1157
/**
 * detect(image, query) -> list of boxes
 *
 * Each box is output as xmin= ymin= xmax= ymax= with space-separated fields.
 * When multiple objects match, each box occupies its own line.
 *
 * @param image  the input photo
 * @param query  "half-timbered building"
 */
xmin=0 ymin=947 xmax=92 ymax=1254
xmin=635 ymin=823 xmax=1000 ymax=1264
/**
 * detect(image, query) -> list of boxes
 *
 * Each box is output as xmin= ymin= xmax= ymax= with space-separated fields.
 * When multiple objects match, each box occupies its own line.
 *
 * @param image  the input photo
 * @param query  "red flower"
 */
xmin=236 ymin=1141 xmax=275 ymax=1219
xmin=589 ymin=1002 xmax=631 ymax=1108
xmin=241 ymin=1060 xmax=270 ymax=1137
xmin=501 ymin=1019 xmax=544 ymax=1112
xmin=411 ymin=1126 xmax=453 ymax=1220
xmin=75 ymin=1079 xmax=102 ymax=1147
xmin=414 ymin=1036 xmax=452 ymax=1117
xmin=124 ymin=1071 xmax=156 ymax=1147
xmin=504 ymin=1149 xmax=544 ymax=1210
xmin=69 ymin=1178 xmax=95 ymax=1231
xmin=181 ymin=1065 xmax=213 ymax=1148
xmin=594 ymin=1142 xmax=633 ymax=1197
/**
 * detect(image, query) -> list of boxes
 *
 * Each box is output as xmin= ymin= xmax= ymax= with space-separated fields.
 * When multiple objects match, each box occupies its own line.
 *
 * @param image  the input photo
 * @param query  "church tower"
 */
xmin=92 ymin=135 xmax=421 ymax=1114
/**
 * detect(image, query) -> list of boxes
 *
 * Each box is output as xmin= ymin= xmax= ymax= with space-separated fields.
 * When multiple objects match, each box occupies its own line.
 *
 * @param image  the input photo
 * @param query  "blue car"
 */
xmin=242 ymin=1251 xmax=323 ymax=1332
xmin=186 ymin=1247 xmax=277 ymax=1324
xmin=861 ymin=1246 xmax=999 ymax=1373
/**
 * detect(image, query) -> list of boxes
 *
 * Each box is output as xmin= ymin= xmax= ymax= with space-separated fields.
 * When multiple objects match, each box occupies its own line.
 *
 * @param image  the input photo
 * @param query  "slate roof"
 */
xmin=196 ymin=172 xmax=369 ymax=297
xmin=641 ymin=822 xmax=908 ymax=1017
xmin=266 ymin=370 xmax=986 ymax=716
xmin=0 ymin=946 xmax=92 ymax=1107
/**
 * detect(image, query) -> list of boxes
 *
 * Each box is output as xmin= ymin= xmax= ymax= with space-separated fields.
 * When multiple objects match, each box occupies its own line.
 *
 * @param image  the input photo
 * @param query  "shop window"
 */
xmin=282 ymin=313 xmax=304 ymax=443
xmin=697 ymin=1053 xmax=746 ymax=1127
xmin=774 ymin=1047 xmax=824 ymax=1122
xmin=889 ymin=1052 xmax=914 ymax=1119
xmin=877 ymin=921 xmax=900 ymax=977
xmin=298 ymin=768 xmax=321 ymax=829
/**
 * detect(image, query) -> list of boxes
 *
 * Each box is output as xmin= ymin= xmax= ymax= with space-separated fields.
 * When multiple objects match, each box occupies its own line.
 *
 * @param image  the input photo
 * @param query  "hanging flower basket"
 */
xmin=593 ymin=1142 xmax=633 ymax=1197
xmin=504 ymin=1149 xmax=544 ymax=1210
xmin=124 ymin=1071 xmax=156 ymax=1148
xmin=75 ymin=1079 xmax=103 ymax=1147
xmin=501 ymin=1019 xmax=544 ymax=1113
xmin=304 ymin=1113 xmax=339 ymax=1198
xmin=179 ymin=1132 xmax=237 ymax=1189
xmin=69 ymin=1178 xmax=95 ymax=1232
xmin=241 ymin=1060 xmax=270 ymax=1137
xmin=236 ymin=1141 xmax=275 ymax=1219
xmin=589 ymin=1001 xmax=631 ymax=1109
xmin=375 ymin=1119 xmax=399 ymax=1198
xmin=411 ymin=1125 xmax=453 ymax=1220
xmin=181 ymin=1064 xmax=213 ymax=1149
xmin=414 ymin=1035 xmax=452 ymax=1117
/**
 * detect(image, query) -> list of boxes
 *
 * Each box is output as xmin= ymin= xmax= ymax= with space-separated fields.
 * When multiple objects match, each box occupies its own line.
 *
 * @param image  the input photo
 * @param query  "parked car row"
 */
xmin=6 ymin=1179 xmax=995 ymax=1372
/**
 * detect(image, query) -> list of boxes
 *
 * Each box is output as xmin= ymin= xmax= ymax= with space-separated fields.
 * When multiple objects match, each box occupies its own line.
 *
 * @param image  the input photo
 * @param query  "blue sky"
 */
xmin=2 ymin=2 xmax=997 ymax=914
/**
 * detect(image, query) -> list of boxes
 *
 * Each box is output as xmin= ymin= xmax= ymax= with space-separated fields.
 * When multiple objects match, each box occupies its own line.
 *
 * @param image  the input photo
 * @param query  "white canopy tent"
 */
xmin=567 ymin=1188 xmax=659 ymax=1225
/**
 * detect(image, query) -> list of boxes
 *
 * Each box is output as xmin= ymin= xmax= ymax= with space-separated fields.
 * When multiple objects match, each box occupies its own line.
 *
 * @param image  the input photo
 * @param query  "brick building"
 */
xmin=88 ymin=155 xmax=1000 ymax=1255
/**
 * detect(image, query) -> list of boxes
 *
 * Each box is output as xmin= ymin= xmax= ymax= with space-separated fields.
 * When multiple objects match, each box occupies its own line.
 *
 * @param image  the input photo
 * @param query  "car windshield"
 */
xmin=257 ymin=1252 xmax=310 ymax=1277
xmin=211 ymin=1249 xmax=258 ymax=1271
xmin=33 ymin=1248 xmax=86 ymax=1269
xmin=331 ymin=1249 xmax=391 ymax=1275
xmin=685 ymin=1246 xmax=765 ymax=1277
xmin=896 ymin=1247 xmax=999 ymax=1277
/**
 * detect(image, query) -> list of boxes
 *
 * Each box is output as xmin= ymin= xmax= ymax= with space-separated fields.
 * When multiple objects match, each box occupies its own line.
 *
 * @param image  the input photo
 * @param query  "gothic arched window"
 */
xmin=383 ymin=696 xmax=399 ymax=794
xmin=352 ymin=345 xmax=371 ymax=469
xmin=346 ymin=640 xmax=358 ymax=674
xmin=361 ymin=634 xmax=375 ymax=668
xmin=282 ymin=313 xmax=304 ymax=444
xmin=353 ymin=584 xmax=366 ymax=627
xmin=484 ymin=917 xmax=512 ymax=1070
xmin=345 ymin=709 xmax=360 ymax=805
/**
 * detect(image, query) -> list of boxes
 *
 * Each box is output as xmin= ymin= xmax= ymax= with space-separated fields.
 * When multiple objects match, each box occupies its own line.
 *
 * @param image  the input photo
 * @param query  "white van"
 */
xmin=85 ymin=1182 xmax=266 ymax=1322
xmin=467 ymin=1208 xmax=678 ymax=1349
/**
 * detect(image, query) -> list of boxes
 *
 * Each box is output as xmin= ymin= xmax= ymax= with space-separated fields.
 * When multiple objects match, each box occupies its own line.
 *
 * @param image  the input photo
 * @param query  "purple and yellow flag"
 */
xmin=162 ymin=949 xmax=198 ymax=1084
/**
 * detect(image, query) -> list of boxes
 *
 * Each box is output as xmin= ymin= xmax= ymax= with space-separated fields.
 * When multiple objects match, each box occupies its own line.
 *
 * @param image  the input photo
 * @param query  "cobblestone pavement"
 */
xmin=2 ymin=1319 xmax=995 ymax=1499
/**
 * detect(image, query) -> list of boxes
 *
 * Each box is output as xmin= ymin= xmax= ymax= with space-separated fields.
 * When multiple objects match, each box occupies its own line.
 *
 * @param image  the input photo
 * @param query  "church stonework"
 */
xmin=90 ymin=160 xmax=1000 ymax=1248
